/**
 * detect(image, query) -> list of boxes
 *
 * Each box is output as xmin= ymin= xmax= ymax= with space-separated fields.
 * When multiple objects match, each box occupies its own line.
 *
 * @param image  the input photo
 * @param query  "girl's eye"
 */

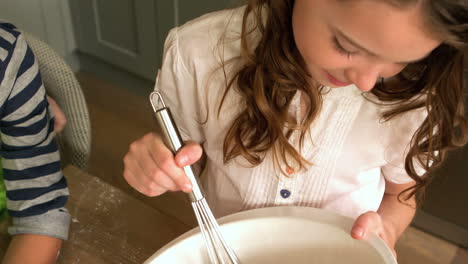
xmin=332 ymin=36 xmax=357 ymax=58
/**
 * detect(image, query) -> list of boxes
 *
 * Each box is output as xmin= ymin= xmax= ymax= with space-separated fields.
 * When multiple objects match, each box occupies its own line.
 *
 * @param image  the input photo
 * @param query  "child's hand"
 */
xmin=350 ymin=211 xmax=397 ymax=257
xmin=123 ymin=132 xmax=203 ymax=196
xmin=47 ymin=96 xmax=67 ymax=133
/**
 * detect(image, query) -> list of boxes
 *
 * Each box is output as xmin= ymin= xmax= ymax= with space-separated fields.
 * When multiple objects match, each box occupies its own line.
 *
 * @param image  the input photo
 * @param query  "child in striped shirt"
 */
xmin=0 ymin=22 xmax=69 ymax=264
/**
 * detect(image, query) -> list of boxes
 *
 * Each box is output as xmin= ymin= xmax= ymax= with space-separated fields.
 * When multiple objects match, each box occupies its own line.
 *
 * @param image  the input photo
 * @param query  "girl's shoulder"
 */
xmin=163 ymin=6 xmax=246 ymax=71
xmin=177 ymin=6 xmax=245 ymax=37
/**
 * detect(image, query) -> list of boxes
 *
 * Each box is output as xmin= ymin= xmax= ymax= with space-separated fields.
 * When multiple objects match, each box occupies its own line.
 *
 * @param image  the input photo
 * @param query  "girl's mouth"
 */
xmin=324 ymin=71 xmax=351 ymax=86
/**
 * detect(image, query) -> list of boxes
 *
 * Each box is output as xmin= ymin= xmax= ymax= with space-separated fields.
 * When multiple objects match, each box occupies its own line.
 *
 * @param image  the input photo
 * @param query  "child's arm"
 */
xmin=2 ymin=234 xmax=62 ymax=264
xmin=351 ymin=180 xmax=416 ymax=256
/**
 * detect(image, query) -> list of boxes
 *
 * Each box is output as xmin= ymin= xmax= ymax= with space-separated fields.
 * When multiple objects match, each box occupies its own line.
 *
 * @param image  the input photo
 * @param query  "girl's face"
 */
xmin=292 ymin=0 xmax=441 ymax=91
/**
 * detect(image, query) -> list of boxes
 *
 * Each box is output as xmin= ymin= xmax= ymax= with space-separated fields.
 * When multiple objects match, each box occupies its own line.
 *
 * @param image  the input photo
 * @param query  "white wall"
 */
xmin=0 ymin=0 xmax=79 ymax=71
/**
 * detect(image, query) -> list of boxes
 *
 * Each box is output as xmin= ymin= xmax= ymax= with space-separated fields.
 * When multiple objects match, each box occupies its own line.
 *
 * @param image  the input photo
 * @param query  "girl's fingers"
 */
xmin=137 ymin=140 xmax=179 ymax=191
xmin=351 ymin=211 xmax=382 ymax=240
xmin=150 ymin=134 xmax=194 ymax=192
xmin=124 ymin=133 xmax=177 ymax=195
xmin=175 ymin=140 xmax=204 ymax=167
xmin=351 ymin=211 xmax=397 ymax=257
xmin=123 ymin=156 xmax=159 ymax=196
xmin=150 ymin=169 xmax=179 ymax=192
xmin=123 ymin=132 xmax=203 ymax=196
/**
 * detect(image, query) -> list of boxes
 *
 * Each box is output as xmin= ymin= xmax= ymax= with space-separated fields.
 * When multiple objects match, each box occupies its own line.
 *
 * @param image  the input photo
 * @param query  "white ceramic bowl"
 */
xmin=145 ymin=206 xmax=397 ymax=264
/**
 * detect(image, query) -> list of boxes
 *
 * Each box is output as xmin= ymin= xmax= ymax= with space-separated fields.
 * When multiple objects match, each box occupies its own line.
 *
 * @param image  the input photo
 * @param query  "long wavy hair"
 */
xmin=220 ymin=0 xmax=468 ymax=203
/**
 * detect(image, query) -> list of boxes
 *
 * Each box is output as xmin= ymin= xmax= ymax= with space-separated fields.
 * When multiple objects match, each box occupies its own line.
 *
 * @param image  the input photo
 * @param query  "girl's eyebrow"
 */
xmin=334 ymin=28 xmax=430 ymax=64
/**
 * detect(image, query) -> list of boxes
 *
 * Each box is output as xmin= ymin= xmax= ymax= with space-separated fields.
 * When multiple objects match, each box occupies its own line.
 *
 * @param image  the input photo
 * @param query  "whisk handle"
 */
xmin=151 ymin=93 xmax=204 ymax=202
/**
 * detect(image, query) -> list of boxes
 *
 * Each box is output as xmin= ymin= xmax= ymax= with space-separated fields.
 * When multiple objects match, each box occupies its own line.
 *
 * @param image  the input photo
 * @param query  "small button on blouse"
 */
xmin=280 ymin=189 xmax=291 ymax=199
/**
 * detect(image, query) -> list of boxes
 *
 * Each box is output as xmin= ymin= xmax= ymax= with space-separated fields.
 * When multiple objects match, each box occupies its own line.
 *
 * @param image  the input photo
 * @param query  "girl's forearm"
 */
xmin=377 ymin=191 xmax=416 ymax=247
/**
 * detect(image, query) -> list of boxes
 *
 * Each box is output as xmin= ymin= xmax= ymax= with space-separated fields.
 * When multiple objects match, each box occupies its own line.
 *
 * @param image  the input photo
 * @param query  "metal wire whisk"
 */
xmin=150 ymin=91 xmax=240 ymax=264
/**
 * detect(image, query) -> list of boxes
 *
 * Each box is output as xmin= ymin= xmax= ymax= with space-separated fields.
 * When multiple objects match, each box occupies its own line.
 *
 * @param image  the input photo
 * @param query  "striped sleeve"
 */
xmin=0 ymin=23 xmax=70 ymax=240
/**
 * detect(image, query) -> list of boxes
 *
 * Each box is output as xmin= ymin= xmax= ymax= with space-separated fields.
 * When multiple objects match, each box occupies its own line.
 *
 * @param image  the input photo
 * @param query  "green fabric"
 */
xmin=0 ymin=161 xmax=7 ymax=221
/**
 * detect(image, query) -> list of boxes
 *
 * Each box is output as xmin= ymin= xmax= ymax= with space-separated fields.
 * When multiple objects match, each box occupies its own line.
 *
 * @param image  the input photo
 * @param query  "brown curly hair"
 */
xmin=220 ymin=0 xmax=468 ymax=203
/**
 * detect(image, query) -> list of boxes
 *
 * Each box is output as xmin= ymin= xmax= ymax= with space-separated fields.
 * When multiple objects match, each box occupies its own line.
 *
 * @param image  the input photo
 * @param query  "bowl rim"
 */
xmin=144 ymin=206 xmax=397 ymax=264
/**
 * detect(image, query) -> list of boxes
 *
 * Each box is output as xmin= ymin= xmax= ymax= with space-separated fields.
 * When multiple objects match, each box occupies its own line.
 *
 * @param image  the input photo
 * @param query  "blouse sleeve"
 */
xmin=381 ymin=107 xmax=428 ymax=184
xmin=153 ymin=28 xmax=206 ymax=144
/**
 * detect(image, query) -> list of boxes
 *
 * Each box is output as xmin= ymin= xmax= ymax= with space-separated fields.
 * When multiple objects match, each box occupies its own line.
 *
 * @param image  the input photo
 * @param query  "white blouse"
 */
xmin=153 ymin=7 xmax=426 ymax=219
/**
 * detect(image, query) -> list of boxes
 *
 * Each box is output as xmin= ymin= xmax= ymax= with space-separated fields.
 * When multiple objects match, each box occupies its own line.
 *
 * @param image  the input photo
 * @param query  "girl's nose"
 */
xmin=345 ymin=67 xmax=381 ymax=92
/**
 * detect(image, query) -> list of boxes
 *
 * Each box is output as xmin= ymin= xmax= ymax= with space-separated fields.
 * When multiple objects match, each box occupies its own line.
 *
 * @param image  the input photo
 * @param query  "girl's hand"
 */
xmin=123 ymin=132 xmax=203 ymax=196
xmin=350 ymin=211 xmax=397 ymax=257
xmin=47 ymin=96 xmax=67 ymax=133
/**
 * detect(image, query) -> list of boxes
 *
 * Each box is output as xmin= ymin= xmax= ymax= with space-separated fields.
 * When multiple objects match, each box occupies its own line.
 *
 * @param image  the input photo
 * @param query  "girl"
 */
xmin=123 ymin=0 xmax=468 ymax=255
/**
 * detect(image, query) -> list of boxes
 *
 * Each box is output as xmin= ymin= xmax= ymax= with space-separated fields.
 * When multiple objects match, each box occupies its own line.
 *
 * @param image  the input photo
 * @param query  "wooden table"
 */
xmin=58 ymin=165 xmax=192 ymax=264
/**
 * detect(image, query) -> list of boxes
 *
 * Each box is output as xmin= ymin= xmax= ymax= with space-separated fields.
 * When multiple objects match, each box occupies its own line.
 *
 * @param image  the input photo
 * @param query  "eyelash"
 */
xmin=332 ymin=37 xmax=354 ymax=58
